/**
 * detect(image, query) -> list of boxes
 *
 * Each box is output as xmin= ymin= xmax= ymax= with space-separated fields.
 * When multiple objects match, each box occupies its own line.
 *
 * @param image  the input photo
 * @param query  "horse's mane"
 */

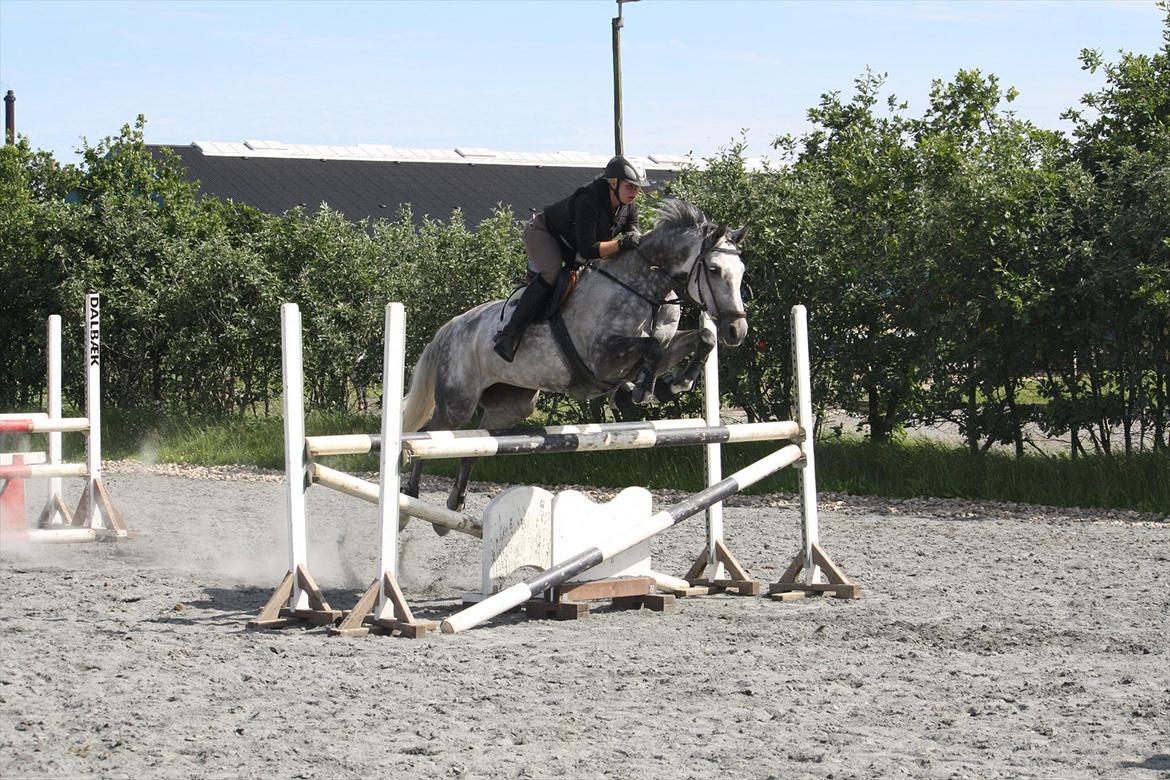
xmin=651 ymin=199 xmax=708 ymax=233
xmin=637 ymin=199 xmax=708 ymax=265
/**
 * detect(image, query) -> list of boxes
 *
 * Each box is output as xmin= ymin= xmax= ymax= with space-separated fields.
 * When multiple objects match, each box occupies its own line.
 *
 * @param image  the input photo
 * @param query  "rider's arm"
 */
xmin=575 ymin=194 xmax=624 ymax=259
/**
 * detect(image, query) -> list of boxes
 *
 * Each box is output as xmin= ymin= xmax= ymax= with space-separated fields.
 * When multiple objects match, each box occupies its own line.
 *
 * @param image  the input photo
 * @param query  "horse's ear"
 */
xmin=728 ymin=225 xmax=748 ymax=245
xmin=701 ymin=224 xmax=727 ymax=252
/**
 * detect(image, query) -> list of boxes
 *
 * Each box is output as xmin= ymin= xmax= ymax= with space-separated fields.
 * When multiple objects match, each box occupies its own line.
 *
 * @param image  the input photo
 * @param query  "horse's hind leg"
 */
xmin=413 ymin=388 xmax=482 ymax=534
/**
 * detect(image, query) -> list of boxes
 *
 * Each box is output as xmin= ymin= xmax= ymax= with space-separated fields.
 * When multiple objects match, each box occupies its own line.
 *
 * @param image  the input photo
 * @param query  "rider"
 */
xmin=493 ymin=154 xmax=651 ymax=362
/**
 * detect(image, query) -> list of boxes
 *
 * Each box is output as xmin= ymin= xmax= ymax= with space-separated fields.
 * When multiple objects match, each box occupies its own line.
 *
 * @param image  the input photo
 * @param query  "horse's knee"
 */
xmin=697 ymin=328 xmax=717 ymax=352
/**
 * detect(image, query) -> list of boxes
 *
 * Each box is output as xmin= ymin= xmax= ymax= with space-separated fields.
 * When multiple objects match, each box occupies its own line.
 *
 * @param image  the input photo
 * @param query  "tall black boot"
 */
xmin=493 ymin=277 xmax=553 ymax=363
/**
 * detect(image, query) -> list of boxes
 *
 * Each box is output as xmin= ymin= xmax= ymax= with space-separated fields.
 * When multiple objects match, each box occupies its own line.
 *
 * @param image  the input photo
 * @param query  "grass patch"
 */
xmin=75 ymin=410 xmax=1170 ymax=515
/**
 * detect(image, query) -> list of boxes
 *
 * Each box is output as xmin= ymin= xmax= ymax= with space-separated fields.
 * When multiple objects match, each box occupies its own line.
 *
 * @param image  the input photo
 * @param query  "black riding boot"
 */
xmin=493 ymin=277 xmax=553 ymax=363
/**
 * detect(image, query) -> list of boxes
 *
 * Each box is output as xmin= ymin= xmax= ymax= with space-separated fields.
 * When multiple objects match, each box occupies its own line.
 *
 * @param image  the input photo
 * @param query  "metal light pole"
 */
xmin=612 ymin=0 xmax=639 ymax=156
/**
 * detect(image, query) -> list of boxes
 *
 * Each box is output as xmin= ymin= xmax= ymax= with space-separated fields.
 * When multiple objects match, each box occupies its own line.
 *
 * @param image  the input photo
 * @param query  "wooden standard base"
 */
xmin=683 ymin=538 xmax=761 ymax=596
xmin=36 ymin=492 xmax=74 ymax=528
xmin=768 ymin=542 xmax=860 ymax=601
xmin=524 ymin=576 xmax=677 ymax=621
xmin=71 ymin=479 xmax=127 ymax=533
xmin=328 ymin=572 xmax=438 ymax=639
xmin=248 ymin=565 xmax=344 ymax=629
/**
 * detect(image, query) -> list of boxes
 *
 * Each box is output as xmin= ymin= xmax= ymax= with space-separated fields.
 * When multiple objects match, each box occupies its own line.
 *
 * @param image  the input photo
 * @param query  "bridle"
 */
xmin=587 ymin=236 xmax=746 ymax=328
xmin=677 ymin=244 xmax=748 ymax=325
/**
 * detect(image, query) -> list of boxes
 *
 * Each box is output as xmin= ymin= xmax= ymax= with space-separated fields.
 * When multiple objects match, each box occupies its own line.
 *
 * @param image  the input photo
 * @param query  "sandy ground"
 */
xmin=0 ymin=463 xmax=1167 ymax=779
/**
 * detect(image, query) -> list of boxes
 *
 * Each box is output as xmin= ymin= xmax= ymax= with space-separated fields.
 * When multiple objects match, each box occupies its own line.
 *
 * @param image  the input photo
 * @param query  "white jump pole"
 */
xmin=700 ymin=311 xmax=726 ymax=581
xmin=82 ymin=293 xmax=101 ymax=528
xmin=374 ymin=302 xmax=407 ymax=621
xmin=791 ymin=305 xmax=821 ymax=585
xmin=45 ymin=314 xmax=64 ymax=523
xmin=281 ymin=303 xmax=311 ymax=612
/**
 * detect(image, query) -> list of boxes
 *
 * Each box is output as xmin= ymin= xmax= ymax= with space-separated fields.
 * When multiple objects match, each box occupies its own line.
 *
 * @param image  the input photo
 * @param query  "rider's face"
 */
xmin=617 ymin=180 xmax=641 ymax=204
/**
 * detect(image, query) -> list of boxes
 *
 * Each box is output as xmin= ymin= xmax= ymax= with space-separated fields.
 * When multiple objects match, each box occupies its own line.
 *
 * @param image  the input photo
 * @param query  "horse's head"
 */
xmin=690 ymin=222 xmax=749 ymax=346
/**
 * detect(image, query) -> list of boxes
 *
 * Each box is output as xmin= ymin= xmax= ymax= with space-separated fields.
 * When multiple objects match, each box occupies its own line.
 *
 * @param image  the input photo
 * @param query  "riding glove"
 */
xmin=618 ymin=232 xmax=641 ymax=252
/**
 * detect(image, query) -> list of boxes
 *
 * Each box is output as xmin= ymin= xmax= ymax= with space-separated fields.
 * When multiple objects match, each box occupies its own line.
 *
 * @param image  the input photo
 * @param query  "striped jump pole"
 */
xmin=305 ymin=419 xmax=798 ymax=460
xmin=304 ymin=418 xmax=710 ymax=458
xmin=441 ymin=443 xmax=804 ymax=634
xmin=394 ymin=420 xmax=800 ymax=461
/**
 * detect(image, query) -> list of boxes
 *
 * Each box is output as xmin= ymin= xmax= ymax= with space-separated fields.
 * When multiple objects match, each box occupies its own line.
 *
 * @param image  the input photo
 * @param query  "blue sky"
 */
xmin=0 ymin=0 xmax=1163 ymax=165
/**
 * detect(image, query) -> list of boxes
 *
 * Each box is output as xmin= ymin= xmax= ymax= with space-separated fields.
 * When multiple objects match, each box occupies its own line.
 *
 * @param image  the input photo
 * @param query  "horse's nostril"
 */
xmin=722 ymin=318 xmax=748 ymax=345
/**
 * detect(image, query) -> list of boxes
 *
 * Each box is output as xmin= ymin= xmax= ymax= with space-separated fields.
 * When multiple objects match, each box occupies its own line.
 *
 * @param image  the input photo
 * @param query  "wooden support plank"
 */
xmin=36 ymin=493 xmax=73 ymax=528
xmin=330 ymin=579 xmax=380 ymax=636
xmin=683 ymin=547 xmax=709 ymax=581
xmin=381 ymin=572 xmax=416 ymax=624
xmin=713 ymin=539 xmax=752 ymax=582
xmin=556 ymin=576 xmax=653 ymax=603
xmin=776 ymin=549 xmax=805 ymax=584
xmin=812 ymin=543 xmax=849 ymax=585
xmin=248 ymin=571 xmax=295 ymax=628
xmin=294 ymin=565 xmax=341 ymax=619
xmin=71 ymin=488 xmax=90 ymax=528
xmin=92 ymin=479 xmax=127 ymax=532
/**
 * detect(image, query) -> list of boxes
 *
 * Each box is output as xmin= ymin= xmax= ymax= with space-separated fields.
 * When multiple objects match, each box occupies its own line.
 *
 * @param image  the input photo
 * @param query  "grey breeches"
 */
xmin=524 ymin=213 xmax=568 ymax=286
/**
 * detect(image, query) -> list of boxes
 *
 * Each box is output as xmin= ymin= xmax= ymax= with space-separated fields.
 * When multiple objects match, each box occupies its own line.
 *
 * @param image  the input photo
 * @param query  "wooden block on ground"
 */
xmin=689 ymin=578 xmax=761 ymax=597
xmin=291 ymin=608 xmax=344 ymax=626
xmin=525 ymin=599 xmax=591 ymax=621
xmin=807 ymin=583 xmax=862 ymax=599
xmin=557 ymin=576 xmax=652 ymax=602
xmin=769 ymin=591 xmax=814 ymax=603
xmin=588 ymin=593 xmax=679 ymax=613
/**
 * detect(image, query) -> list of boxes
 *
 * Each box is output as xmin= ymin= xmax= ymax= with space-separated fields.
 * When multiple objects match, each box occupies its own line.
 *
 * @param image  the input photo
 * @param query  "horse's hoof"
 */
xmin=610 ymin=383 xmax=636 ymax=413
xmin=432 ymin=523 xmax=451 ymax=537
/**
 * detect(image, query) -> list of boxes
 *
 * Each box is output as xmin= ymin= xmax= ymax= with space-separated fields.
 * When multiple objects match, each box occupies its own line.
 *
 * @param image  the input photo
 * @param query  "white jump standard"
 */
xmin=0 ymin=295 xmax=126 ymax=543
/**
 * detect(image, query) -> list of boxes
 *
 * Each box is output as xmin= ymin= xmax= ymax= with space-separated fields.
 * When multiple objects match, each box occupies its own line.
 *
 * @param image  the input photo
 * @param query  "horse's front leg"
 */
xmin=651 ymin=327 xmax=717 ymax=402
xmin=598 ymin=335 xmax=664 ymax=405
xmin=401 ymin=458 xmax=426 ymax=530
xmin=447 ymin=456 xmax=478 ymax=517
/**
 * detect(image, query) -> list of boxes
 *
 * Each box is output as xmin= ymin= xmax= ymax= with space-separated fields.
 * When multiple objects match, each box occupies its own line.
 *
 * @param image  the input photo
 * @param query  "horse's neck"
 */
xmin=602 ymin=247 xmax=682 ymax=300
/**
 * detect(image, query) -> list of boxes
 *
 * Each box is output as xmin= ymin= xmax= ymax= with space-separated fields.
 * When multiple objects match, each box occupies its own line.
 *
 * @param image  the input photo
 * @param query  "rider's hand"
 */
xmin=618 ymin=232 xmax=641 ymax=252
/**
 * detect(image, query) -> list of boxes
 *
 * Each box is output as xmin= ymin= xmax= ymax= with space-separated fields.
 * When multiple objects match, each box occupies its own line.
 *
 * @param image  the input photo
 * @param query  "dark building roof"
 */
xmin=158 ymin=141 xmax=686 ymax=227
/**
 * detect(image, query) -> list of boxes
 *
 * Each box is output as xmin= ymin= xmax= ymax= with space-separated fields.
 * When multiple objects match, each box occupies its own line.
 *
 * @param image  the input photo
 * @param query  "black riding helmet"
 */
xmin=603 ymin=155 xmax=650 ymax=187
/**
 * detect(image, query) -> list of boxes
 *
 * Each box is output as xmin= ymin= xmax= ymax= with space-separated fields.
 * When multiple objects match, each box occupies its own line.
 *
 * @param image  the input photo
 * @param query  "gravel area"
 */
xmin=1 ymin=461 xmax=1166 ymax=779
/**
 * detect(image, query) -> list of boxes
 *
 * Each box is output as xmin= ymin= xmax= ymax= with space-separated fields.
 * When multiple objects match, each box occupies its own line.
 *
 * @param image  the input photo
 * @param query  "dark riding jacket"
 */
xmin=542 ymin=178 xmax=640 ymax=263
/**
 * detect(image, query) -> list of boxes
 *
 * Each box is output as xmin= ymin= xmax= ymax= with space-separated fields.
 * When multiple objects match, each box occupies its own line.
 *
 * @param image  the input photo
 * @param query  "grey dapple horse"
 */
xmin=401 ymin=199 xmax=748 ymax=521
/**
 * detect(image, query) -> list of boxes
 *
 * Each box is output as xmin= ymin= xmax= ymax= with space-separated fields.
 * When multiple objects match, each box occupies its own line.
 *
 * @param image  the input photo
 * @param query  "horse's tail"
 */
xmin=401 ymin=336 xmax=440 ymax=433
